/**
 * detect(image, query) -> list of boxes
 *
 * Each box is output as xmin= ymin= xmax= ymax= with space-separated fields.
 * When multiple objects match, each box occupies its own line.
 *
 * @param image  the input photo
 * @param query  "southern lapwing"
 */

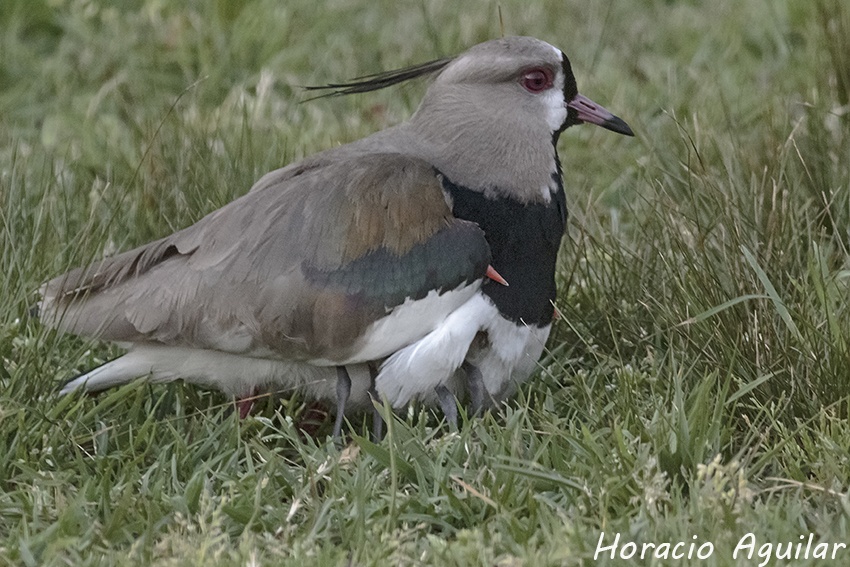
xmin=40 ymin=36 xmax=632 ymax=436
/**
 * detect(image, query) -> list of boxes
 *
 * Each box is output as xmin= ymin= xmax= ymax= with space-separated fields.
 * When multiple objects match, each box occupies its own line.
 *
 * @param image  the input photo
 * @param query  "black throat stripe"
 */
xmin=441 ymin=170 xmax=567 ymax=326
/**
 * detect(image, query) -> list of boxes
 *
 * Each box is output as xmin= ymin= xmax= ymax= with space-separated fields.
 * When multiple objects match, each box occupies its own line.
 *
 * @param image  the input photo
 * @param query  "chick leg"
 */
xmin=435 ymin=385 xmax=458 ymax=430
xmin=367 ymin=362 xmax=384 ymax=442
xmin=333 ymin=366 xmax=351 ymax=439
xmin=236 ymin=387 xmax=259 ymax=419
xmin=462 ymin=361 xmax=486 ymax=415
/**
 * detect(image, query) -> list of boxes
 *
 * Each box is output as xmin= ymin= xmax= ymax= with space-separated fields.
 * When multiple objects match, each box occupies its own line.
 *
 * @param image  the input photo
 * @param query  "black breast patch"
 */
xmin=442 ymin=173 xmax=567 ymax=326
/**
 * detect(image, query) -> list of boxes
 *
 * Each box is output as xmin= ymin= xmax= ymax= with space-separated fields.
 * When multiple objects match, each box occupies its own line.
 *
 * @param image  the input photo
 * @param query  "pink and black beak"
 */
xmin=567 ymin=93 xmax=634 ymax=136
xmin=559 ymin=53 xmax=633 ymax=137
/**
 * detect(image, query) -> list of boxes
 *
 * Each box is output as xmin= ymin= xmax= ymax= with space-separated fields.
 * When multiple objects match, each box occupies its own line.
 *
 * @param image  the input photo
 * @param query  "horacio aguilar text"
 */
xmin=594 ymin=532 xmax=847 ymax=564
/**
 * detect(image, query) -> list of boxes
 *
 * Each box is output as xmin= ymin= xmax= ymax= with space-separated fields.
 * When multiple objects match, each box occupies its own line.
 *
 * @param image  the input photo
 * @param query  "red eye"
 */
xmin=521 ymin=68 xmax=553 ymax=93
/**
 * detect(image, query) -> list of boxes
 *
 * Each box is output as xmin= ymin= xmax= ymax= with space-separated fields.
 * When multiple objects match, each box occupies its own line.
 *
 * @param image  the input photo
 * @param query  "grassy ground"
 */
xmin=2 ymin=0 xmax=850 ymax=565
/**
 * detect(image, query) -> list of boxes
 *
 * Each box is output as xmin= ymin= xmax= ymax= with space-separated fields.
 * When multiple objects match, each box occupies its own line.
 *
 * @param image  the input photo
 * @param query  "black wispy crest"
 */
xmin=303 ymin=57 xmax=454 ymax=99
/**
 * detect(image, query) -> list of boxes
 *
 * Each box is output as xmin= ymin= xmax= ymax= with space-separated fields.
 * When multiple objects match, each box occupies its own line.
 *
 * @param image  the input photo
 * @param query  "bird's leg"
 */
xmin=435 ymin=385 xmax=458 ymax=430
xmin=367 ymin=362 xmax=384 ymax=442
xmin=462 ymin=361 xmax=486 ymax=416
xmin=333 ymin=366 xmax=351 ymax=439
xmin=236 ymin=387 xmax=259 ymax=419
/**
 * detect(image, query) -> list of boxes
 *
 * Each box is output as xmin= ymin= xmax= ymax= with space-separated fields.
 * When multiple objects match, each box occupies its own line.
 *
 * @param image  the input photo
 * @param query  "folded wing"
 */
xmin=40 ymin=153 xmax=490 ymax=365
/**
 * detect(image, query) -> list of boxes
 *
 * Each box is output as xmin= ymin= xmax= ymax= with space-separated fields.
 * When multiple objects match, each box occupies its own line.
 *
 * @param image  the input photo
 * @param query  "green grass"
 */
xmin=2 ymin=0 xmax=850 ymax=565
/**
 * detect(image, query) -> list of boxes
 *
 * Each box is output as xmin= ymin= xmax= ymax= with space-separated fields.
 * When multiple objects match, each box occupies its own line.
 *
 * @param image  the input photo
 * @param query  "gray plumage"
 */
xmin=41 ymin=36 xmax=633 ymax=429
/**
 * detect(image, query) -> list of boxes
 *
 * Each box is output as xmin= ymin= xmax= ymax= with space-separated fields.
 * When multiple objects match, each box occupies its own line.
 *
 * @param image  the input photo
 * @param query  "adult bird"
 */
xmin=40 ymin=36 xmax=633 ymax=436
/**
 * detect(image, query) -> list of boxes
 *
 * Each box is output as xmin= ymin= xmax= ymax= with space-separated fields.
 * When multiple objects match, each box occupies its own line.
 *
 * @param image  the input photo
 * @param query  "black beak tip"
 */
xmin=603 ymin=115 xmax=635 ymax=137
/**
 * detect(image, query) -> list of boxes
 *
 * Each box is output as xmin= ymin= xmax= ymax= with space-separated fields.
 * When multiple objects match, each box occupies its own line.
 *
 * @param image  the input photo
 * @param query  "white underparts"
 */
xmin=374 ymin=293 xmax=552 ymax=407
xmin=62 ymin=293 xmax=551 ymax=409
xmin=474 ymin=318 xmax=551 ymax=402
xmin=61 ymin=345 xmax=375 ymax=407
xmin=328 ymin=282 xmax=481 ymax=365
xmin=60 ymin=288 xmax=550 ymax=411
xmin=375 ymin=293 xmax=495 ymax=406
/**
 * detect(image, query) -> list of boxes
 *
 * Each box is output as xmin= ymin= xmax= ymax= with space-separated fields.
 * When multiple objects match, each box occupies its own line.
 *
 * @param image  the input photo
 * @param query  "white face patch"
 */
xmin=542 ymin=72 xmax=567 ymax=131
xmin=540 ymin=45 xmax=568 ymax=131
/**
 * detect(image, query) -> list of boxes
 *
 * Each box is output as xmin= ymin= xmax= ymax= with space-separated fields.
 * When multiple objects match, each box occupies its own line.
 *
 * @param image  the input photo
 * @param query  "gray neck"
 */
xmin=405 ymin=87 xmax=560 ymax=203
